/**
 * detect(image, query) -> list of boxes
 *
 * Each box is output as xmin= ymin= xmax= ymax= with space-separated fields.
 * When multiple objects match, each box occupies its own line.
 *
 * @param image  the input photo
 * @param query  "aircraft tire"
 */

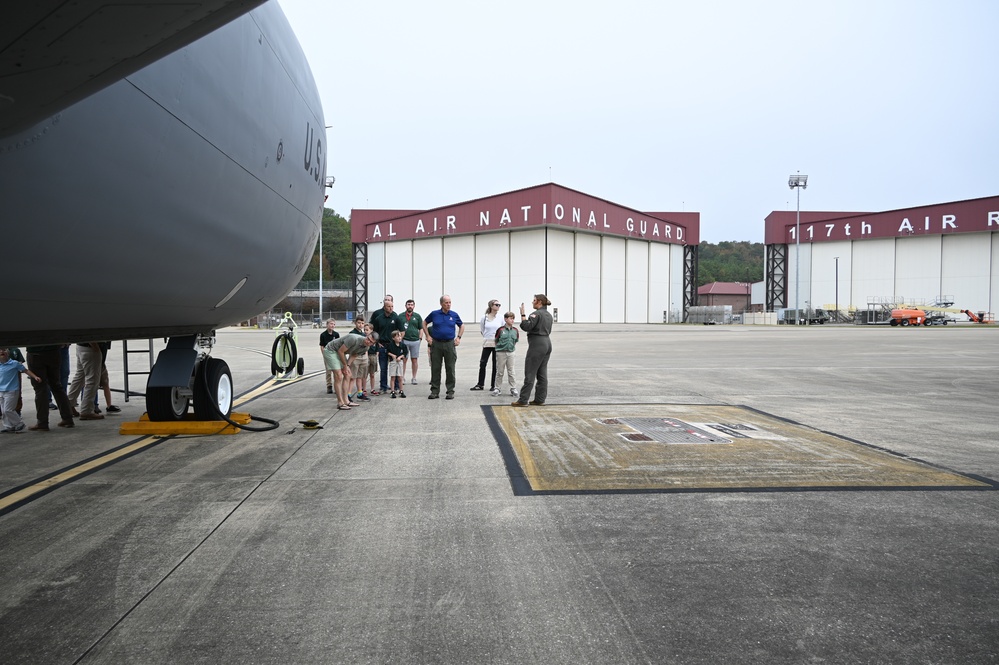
xmin=194 ymin=357 xmax=233 ymax=420
xmin=147 ymin=385 xmax=190 ymax=421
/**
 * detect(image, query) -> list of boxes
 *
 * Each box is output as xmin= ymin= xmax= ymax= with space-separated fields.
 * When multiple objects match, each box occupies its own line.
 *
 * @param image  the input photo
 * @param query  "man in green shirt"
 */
xmin=400 ymin=299 xmax=424 ymax=385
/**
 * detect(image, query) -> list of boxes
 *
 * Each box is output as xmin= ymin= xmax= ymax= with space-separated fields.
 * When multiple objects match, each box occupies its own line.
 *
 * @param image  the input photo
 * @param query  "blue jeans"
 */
xmin=378 ymin=345 xmax=389 ymax=392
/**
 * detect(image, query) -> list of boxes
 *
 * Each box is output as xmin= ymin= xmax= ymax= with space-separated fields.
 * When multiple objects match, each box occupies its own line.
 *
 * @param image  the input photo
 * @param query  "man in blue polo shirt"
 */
xmin=421 ymin=295 xmax=465 ymax=400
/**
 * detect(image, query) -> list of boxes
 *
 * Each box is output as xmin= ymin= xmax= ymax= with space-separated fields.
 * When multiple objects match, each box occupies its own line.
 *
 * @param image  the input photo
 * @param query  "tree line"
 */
xmin=302 ymin=210 xmax=764 ymax=289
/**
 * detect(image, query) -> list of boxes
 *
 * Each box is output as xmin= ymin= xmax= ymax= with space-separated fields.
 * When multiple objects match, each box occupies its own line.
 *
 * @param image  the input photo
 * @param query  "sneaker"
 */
xmin=356 ymin=394 xmax=371 ymax=402
xmin=511 ymin=401 xmax=529 ymax=407
xmin=445 ymin=393 xmax=455 ymax=400
xmin=94 ymin=406 xmax=101 ymax=414
xmin=470 ymin=385 xmax=484 ymax=391
xmin=15 ymin=422 xmax=26 ymax=432
xmin=48 ymin=403 xmax=57 ymax=410
xmin=490 ymin=388 xmax=500 ymax=396
xmin=411 ymin=378 xmax=417 ymax=385
xmin=80 ymin=413 xmax=105 ymax=421
xmin=0 ymin=428 xmax=12 ymax=433
xmin=371 ymin=390 xmax=380 ymax=396
xmin=510 ymin=388 xmax=519 ymax=396
xmin=29 ymin=424 xmax=49 ymax=431
xmin=106 ymin=405 xmax=121 ymax=413
xmin=391 ymin=391 xmax=397 ymax=398
xmin=399 ymin=392 xmax=407 ymax=398
xmin=327 ymin=386 xmax=333 ymax=394
xmin=428 ymin=394 xmax=439 ymax=399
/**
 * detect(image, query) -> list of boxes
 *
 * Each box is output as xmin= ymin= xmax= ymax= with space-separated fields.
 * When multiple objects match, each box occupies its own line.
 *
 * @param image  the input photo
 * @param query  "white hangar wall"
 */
xmin=794 ymin=232 xmax=996 ymax=312
xmin=364 ymin=228 xmax=680 ymax=323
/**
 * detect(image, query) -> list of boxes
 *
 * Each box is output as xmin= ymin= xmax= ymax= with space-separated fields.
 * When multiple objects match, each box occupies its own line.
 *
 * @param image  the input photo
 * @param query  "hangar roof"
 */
xmin=764 ymin=195 xmax=999 ymax=245
xmin=350 ymin=182 xmax=700 ymax=246
xmin=698 ymin=282 xmax=753 ymax=295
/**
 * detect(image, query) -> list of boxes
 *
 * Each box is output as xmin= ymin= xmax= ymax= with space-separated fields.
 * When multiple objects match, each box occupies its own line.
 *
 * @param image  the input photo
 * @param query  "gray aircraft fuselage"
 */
xmin=0 ymin=1 xmax=325 ymax=347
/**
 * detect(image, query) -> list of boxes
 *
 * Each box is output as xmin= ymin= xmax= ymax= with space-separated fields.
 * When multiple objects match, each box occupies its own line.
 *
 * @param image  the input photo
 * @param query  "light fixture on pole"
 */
xmin=788 ymin=173 xmax=808 ymax=324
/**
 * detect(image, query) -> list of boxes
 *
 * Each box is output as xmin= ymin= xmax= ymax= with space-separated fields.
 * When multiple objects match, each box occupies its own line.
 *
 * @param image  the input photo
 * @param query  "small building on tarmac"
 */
xmin=764 ymin=195 xmax=999 ymax=317
xmin=349 ymin=183 xmax=700 ymax=323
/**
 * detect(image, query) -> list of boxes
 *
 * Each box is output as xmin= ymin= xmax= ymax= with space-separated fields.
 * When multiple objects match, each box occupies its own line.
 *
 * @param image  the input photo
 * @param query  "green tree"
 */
xmin=302 ymin=208 xmax=352 ymax=282
xmin=697 ymin=241 xmax=764 ymax=286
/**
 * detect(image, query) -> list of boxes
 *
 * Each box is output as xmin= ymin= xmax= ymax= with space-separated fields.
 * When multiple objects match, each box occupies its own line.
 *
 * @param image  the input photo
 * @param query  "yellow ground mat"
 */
xmin=490 ymin=404 xmax=994 ymax=493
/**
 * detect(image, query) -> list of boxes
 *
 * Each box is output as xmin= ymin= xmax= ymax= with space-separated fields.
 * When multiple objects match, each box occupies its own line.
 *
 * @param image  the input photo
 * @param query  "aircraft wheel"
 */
xmin=194 ymin=358 xmax=233 ymax=420
xmin=146 ymin=385 xmax=190 ymax=421
xmin=297 ymin=357 xmax=305 ymax=376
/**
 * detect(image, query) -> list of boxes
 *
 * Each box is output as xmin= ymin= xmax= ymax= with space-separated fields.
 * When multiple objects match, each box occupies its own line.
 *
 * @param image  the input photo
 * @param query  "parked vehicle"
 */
xmin=889 ymin=308 xmax=926 ymax=326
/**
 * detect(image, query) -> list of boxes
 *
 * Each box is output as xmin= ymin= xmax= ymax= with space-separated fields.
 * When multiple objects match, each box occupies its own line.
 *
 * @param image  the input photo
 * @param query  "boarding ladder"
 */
xmin=121 ymin=339 xmax=155 ymax=403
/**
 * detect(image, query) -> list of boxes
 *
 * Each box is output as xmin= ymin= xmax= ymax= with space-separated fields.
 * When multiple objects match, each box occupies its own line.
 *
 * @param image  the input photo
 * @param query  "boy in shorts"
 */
xmin=348 ymin=317 xmax=370 ymax=402
xmin=386 ymin=330 xmax=408 ymax=397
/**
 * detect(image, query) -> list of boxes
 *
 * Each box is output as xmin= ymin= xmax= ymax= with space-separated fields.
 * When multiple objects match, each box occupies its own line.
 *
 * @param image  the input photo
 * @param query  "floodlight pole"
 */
xmin=323 ymin=175 xmax=336 ymax=324
xmin=788 ymin=173 xmax=808 ymax=324
xmin=834 ymin=256 xmax=839 ymax=320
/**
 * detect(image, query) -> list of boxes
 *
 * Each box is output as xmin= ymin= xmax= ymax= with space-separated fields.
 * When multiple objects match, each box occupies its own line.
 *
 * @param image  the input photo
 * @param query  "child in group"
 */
xmin=492 ymin=311 xmax=520 ymax=396
xmin=348 ymin=317 xmax=370 ymax=402
xmin=364 ymin=323 xmax=379 ymax=396
xmin=0 ymin=348 xmax=41 ymax=433
xmin=386 ymin=330 xmax=408 ymax=398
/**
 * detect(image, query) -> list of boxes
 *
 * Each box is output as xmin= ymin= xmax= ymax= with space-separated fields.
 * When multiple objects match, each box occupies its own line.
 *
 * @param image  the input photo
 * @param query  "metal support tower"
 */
xmin=766 ymin=243 xmax=787 ymax=311
xmin=683 ymin=244 xmax=698 ymax=322
xmin=352 ymin=242 xmax=368 ymax=319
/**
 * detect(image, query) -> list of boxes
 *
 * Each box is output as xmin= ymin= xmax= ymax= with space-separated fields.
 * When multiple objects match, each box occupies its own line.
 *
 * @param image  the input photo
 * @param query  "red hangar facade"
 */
xmin=764 ymin=195 xmax=999 ymax=316
xmin=349 ymin=183 xmax=700 ymax=323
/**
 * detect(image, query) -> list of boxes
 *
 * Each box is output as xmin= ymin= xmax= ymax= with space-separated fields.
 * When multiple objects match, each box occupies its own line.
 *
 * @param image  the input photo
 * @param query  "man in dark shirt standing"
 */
xmin=369 ymin=296 xmax=404 ymax=395
xmin=421 ymin=295 xmax=465 ymax=400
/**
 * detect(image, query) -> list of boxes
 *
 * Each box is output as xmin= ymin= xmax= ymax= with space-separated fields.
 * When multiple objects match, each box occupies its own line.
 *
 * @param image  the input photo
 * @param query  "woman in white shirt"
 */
xmin=470 ymin=299 xmax=503 ymax=392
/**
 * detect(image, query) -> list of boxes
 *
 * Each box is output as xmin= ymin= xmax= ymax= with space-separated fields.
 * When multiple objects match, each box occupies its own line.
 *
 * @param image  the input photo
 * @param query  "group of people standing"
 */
xmin=321 ymin=293 xmax=554 ymax=408
xmin=1 ymin=342 xmax=122 ymax=434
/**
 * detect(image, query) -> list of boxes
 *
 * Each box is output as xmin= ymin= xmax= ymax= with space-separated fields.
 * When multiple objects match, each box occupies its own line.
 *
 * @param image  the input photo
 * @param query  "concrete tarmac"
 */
xmin=0 ymin=323 xmax=996 ymax=664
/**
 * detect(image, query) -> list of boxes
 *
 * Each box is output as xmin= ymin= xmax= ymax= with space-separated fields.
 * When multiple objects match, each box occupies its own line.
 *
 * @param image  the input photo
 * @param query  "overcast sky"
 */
xmin=277 ymin=0 xmax=997 ymax=243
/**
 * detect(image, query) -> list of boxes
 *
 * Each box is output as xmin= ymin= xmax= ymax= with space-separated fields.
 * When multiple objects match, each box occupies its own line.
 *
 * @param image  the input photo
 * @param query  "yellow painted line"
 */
xmin=0 ymin=436 xmax=162 ymax=513
xmin=0 ymin=372 xmax=323 ymax=515
xmin=234 ymin=371 xmax=323 ymax=406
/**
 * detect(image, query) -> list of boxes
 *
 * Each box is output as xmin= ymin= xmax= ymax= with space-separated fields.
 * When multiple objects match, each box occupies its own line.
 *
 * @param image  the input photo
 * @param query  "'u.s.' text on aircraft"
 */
xmin=0 ymin=0 xmax=326 ymax=420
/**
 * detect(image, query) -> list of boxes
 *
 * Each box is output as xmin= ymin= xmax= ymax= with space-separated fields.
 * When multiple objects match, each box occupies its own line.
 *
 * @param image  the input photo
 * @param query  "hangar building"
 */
xmin=764 ymin=195 xmax=999 ymax=317
xmin=350 ymin=183 xmax=700 ymax=323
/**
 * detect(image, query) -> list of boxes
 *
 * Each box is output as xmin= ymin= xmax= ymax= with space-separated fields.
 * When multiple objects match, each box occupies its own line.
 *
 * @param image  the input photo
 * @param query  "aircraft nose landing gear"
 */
xmin=146 ymin=334 xmax=232 ymax=421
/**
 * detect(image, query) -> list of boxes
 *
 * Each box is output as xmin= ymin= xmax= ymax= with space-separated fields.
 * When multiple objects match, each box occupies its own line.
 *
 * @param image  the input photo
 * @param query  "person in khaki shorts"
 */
xmin=347 ymin=317 xmax=370 ymax=402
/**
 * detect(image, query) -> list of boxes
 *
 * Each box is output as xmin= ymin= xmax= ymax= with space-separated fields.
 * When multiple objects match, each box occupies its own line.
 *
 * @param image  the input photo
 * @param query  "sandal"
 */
xmin=337 ymin=404 xmax=352 ymax=410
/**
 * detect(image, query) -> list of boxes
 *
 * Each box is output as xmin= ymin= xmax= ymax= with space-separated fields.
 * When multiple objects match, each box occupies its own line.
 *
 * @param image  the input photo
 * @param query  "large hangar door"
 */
xmin=546 ymin=230 xmax=574 ymax=323
xmin=894 ymin=235 xmax=941 ymax=302
xmin=574 ymin=234 xmax=601 ymax=322
xmin=649 ymin=243 xmax=671 ymax=323
xmin=601 ymin=236 xmax=626 ymax=323
xmin=942 ymin=233 xmax=992 ymax=312
xmin=625 ymin=239 xmax=649 ymax=323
